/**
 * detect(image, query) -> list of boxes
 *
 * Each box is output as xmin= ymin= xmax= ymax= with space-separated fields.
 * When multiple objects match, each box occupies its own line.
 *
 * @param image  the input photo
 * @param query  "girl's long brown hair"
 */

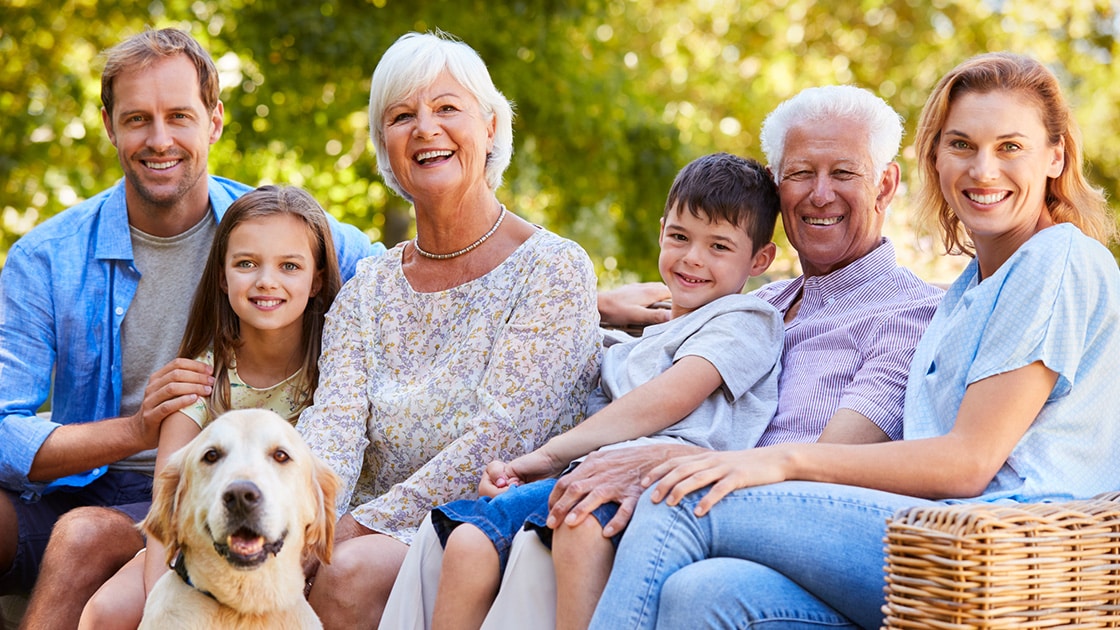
xmin=178 ymin=185 xmax=342 ymax=415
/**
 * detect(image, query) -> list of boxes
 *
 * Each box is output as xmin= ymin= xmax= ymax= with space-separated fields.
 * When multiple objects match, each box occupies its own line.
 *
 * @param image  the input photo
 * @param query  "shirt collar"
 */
xmin=93 ymin=176 xmax=229 ymax=262
xmin=92 ymin=180 xmax=133 ymax=261
xmin=771 ymin=237 xmax=898 ymax=311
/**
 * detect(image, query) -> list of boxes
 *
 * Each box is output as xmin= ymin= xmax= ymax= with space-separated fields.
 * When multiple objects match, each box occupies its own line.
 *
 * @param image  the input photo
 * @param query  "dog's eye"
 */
xmin=202 ymin=448 xmax=222 ymax=464
xmin=272 ymin=449 xmax=290 ymax=464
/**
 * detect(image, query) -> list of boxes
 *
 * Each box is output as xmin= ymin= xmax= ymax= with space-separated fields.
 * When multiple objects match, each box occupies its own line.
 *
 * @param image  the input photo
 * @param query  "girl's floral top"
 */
xmin=298 ymin=228 xmax=601 ymax=544
xmin=180 ymin=349 xmax=308 ymax=428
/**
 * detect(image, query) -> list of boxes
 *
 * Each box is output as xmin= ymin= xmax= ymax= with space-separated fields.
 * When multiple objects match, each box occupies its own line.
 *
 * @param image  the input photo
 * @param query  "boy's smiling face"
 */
xmin=657 ymin=203 xmax=775 ymax=319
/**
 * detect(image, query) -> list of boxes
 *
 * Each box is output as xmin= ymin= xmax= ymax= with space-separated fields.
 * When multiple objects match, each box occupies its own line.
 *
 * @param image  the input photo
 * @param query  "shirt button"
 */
xmin=115 ymin=307 xmax=124 ymax=315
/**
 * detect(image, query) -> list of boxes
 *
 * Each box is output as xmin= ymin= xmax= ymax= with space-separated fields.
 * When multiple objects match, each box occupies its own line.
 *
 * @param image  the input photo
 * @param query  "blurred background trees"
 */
xmin=3 ymin=0 xmax=1118 ymax=285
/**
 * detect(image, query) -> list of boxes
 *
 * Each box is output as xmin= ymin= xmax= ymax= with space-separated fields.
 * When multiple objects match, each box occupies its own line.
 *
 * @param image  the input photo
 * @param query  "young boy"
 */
xmin=427 ymin=152 xmax=783 ymax=630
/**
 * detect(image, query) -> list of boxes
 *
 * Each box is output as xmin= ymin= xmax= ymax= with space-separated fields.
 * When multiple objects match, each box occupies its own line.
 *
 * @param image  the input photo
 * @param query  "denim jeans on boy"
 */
xmin=588 ymin=481 xmax=935 ymax=629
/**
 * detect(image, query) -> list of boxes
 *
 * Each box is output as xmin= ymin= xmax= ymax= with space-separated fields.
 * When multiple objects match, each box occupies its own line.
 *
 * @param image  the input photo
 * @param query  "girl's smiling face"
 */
xmin=222 ymin=214 xmax=322 ymax=341
xmin=935 ymin=89 xmax=1065 ymax=259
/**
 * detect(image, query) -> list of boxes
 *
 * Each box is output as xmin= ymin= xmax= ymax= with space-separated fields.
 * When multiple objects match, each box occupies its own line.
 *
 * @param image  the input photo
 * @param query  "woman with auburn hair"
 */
xmin=914 ymin=51 xmax=1117 ymax=255
xmin=589 ymin=52 xmax=1120 ymax=630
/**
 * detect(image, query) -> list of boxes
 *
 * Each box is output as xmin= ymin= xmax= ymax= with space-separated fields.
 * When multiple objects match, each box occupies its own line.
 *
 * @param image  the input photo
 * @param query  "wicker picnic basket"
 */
xmin=881 ymin=493 xmax=1120 ymax=629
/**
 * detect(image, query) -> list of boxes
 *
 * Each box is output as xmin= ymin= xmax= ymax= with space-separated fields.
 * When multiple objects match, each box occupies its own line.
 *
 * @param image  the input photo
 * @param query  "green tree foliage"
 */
xmin=3 ymin=0 xmax=1118 ymax=283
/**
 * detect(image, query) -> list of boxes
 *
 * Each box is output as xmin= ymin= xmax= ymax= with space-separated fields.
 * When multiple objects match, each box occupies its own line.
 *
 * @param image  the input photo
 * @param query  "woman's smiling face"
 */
xmin=381 ymin=70 xmax=496 ymax=203
xmin=935 ymin=89 xmax=1065 ymax=252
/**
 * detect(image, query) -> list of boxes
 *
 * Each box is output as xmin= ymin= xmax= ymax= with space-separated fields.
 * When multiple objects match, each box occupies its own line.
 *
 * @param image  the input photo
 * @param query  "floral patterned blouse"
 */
xmin=180 ymin=349 xmax=309 ymax=428
xmin=297 ymin=228 xmax=601 ymax=544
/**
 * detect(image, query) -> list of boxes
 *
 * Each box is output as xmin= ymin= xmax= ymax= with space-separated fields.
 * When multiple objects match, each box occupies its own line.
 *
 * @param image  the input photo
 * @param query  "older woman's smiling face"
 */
xmin=382 ymin=70 xmax=496 ymax=204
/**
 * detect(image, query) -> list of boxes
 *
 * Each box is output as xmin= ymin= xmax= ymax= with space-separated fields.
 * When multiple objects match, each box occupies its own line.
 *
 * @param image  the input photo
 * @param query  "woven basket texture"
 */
xmin=881 ymin=493 xmax=1120 ymax=629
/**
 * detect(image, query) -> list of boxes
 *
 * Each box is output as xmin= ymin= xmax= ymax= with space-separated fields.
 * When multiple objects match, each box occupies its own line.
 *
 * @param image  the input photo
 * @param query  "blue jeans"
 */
xmin=589 ymin=481 xmax=935 ymax=630
xmin=431 ymin=475 xmax=624 ymax=573
xmin=432 ymin=478 xmax=557 ymax=572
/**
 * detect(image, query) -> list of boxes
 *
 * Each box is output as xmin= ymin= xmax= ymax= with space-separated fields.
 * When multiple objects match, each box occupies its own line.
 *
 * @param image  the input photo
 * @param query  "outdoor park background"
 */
xmin=3 ymin=0 xmax=1120 ymax=287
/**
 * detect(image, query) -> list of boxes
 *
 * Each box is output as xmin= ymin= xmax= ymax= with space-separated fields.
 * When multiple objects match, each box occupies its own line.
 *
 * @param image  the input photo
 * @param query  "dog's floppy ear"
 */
xmin=141 ymin=448 xmax=188 ymax=566
xmin=304 ymin=456 xmax=341 ymax=565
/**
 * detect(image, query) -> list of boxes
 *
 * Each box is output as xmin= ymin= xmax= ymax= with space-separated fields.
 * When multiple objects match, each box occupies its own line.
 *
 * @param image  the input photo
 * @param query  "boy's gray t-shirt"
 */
xmin=589 ymin=292 xmax=783 ymax=453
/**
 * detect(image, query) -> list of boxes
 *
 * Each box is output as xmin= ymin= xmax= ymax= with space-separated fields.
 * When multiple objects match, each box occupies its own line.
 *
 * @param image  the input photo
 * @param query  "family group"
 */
xmin=2 ymin=25 xmax=1118 ymax=630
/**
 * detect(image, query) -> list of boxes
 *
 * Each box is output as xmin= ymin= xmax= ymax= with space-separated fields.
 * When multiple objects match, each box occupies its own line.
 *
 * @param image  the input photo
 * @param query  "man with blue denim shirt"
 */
xmin=0 ymin=28 xmax=383 ymax=627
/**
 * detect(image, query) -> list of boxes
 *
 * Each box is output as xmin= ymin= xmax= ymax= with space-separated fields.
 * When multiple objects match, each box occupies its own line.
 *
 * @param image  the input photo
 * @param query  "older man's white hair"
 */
xmin=760 ymin=85 xmax=903 ymax=183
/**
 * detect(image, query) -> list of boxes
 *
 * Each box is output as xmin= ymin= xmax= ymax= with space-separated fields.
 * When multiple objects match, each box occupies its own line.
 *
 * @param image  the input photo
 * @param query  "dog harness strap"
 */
xmin=172 ymin=551 xmax=218 ymax=602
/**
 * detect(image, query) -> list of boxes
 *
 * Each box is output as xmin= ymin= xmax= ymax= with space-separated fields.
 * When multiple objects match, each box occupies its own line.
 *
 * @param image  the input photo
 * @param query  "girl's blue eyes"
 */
xmin=232 ymin=261 xmax=301 ymax=270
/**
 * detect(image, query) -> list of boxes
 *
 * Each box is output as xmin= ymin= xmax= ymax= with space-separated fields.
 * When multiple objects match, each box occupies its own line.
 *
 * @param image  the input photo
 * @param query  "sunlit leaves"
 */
xmin=3 ymin=0 xmax=1117 ymax=271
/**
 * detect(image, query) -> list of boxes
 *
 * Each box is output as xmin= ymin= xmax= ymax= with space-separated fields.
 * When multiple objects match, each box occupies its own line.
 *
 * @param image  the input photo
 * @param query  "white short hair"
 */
xmin=368 ymin=31 xmax=515 ymax=201
xmin=760 ymin=85 xmax=903 ymax=182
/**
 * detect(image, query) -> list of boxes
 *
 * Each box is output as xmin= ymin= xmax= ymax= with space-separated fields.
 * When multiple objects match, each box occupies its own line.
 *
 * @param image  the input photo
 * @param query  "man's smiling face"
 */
xmin=777 ymin=117 xmax=893 ymax=277
xmin=102 ymin=54 xmax=222 ymax=216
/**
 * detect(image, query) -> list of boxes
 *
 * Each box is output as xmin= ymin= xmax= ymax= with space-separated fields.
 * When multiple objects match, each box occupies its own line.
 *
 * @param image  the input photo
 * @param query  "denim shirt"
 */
xmin=0 ymin=176 xmax=384 ymax=496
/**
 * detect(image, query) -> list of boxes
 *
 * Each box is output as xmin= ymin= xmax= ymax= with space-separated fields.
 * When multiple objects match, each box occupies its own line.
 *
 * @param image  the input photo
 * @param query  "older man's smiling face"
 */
xmin=777 ymin=118 xmax=895 ymax=278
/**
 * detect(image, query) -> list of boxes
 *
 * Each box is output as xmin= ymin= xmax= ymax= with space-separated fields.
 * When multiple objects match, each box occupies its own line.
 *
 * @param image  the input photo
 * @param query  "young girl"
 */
xmin=77 ymin=184 xmax=343 ymax=629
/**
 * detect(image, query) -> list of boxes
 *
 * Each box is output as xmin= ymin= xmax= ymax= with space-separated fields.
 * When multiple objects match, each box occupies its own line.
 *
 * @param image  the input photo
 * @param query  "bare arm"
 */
xmin=143 ymin=410 xmax=202 ymax=593
xmin=541 ymin=364 xmax=889 ymax=534
xmin=537 ymin=356 xmax=722 ymax=471
xmin=816 ymin=408 xmax=890 ymax=445
xmin=480 ymin=356 xmax=722 ymax=497
xmin=648 ymin=361 xmax=1058 ymax=515
xmin=29 ymin=359 xmax=213 ymax=482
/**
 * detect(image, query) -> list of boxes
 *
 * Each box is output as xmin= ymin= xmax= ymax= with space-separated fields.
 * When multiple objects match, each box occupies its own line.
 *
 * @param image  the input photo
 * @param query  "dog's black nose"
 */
xmin=223 ymin=481 xmax=262 ymax=517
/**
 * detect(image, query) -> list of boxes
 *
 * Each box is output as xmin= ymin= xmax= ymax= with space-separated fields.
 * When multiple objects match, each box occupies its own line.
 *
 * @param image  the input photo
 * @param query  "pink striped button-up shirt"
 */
xmin=753 ymin=239 xmax=943 ymax=445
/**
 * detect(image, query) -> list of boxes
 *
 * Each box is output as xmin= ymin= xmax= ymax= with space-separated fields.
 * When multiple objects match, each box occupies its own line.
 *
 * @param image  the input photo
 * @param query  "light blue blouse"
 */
xmin=904 ymin=224 xmax=1120 ymax=502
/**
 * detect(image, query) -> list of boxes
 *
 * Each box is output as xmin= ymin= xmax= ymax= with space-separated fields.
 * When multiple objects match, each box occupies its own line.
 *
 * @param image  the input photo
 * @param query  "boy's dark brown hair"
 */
xmin=664 ymin=152 xmax=780 ymax=253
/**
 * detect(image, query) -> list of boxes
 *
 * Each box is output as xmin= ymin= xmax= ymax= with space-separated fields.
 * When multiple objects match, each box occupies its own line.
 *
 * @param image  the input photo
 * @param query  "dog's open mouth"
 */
xmin=213 ymin=527 xmax=286 ymax=568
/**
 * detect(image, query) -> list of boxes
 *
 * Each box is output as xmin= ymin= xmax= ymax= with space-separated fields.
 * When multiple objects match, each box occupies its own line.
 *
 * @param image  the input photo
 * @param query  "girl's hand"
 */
xmin=645 ymin=448 xmax=787 ymax=517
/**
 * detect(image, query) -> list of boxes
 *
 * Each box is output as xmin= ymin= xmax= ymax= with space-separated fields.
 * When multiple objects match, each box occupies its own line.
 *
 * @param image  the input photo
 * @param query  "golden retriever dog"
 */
xmin=138 ymin=409 xmax=339 ymax=630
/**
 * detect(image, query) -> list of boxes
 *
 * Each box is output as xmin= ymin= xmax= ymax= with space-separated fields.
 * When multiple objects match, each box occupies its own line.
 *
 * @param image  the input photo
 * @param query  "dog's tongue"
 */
xmin=229 ymin=532 xmax=265 ymax=556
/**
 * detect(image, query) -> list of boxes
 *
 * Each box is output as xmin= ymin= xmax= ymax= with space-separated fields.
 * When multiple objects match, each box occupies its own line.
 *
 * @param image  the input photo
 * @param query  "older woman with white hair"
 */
xmin=296 ymin=31 xmax=601 ymax=628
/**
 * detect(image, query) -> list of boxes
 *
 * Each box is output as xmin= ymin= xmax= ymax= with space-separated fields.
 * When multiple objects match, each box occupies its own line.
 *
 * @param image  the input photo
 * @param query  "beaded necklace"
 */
xmin=413 ymin=205 xmax=506 ymax=260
